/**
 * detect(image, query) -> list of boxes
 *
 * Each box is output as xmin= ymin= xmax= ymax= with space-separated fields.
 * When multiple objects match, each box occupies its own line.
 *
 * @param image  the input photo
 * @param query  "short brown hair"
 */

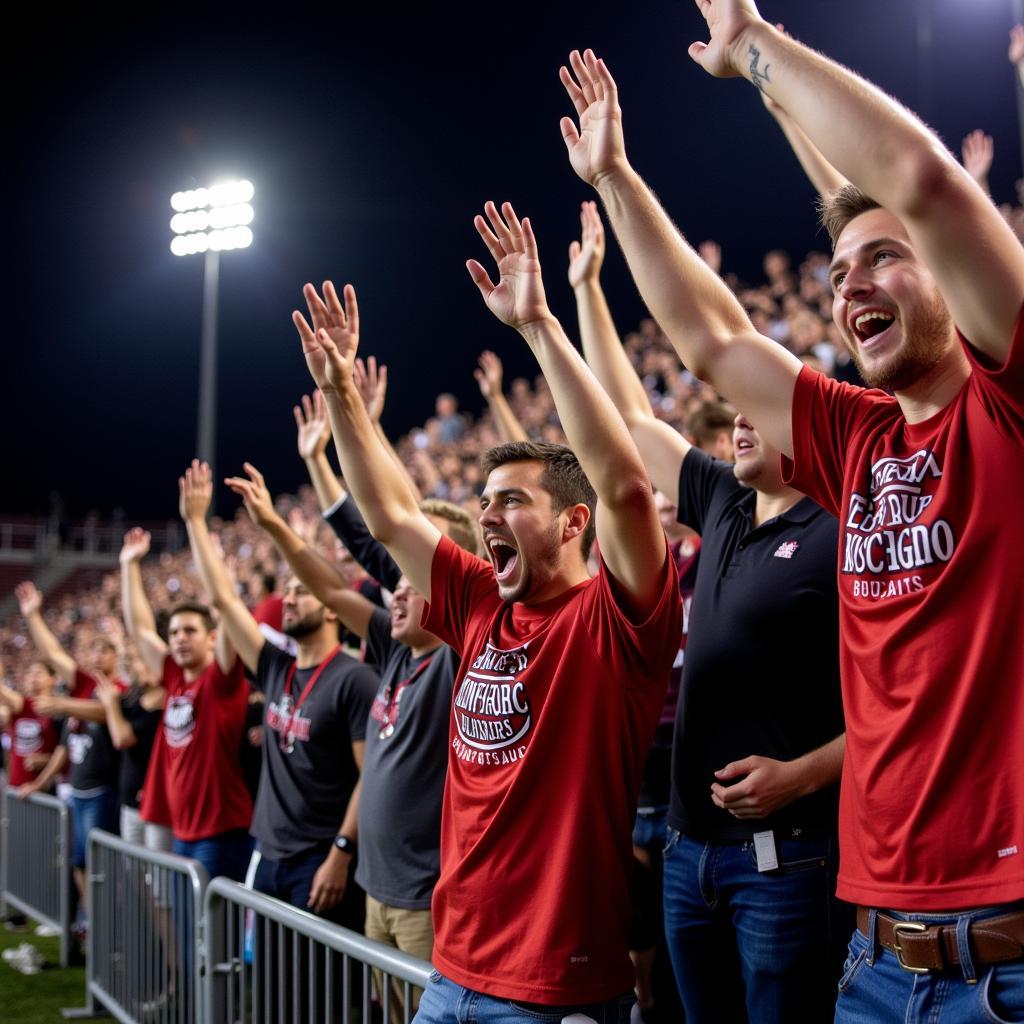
xmin=688 ymin=400 xmax=737 ymax=450
xmin=168 ymin=602 xmax=215 ymax=633
xmin=481 ymin=441 xmax=597 ymax=559
xmin=818 ymin=184 xmax=881 ymax=249
xmin=419 ymin=498 xmax=480 ymax=556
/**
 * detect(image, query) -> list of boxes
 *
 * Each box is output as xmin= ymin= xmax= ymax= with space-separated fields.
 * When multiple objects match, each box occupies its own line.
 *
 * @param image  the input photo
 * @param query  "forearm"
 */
xmin=374 ymin=422 xmax=423 ymax=501
xmin=520 ymin=315 xmax=648 ymax=504
xmin=733 ymin=23 xmax=957 ymax=217
xmin=792 ymin=733 xmax=845 ymax=798
xmin=0 ymin=681 xmax=25 ymax=715
xmin=596 ymin=167 xmax=753 ymax=382
xmin=51 ymin=697 xmax=106 ymax=722
xmin=487 ymin=391 xmax=529 ymax=443
xmin=23 ymin=612 xmax=75 ymax=680
xmin=121 ymin=560 xmax=158 ymax=640
xmin=304 ymin=452 xmax=345 ymax=512
xmin=574 ymin=279 xmax=657 ymax=426
xmin=338 ymin=777 xmax=361 ymax=841
xmin=185 ymin=517 xmax=237 ymax=609
xmin=323 ymin=384 xmax=422 ymax=546
xmin=770 ymin=107 xmax=848 ymax=197
xmin=31 ymin=747 xmax=67 ymax=790
xmin=324 ymin=498 xmax=401 ymax=592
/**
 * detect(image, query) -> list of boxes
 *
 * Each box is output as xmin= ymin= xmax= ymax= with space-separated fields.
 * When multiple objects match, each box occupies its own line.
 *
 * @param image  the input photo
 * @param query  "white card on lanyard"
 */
xmin=753 ymin=830 xmax=779 ymax=872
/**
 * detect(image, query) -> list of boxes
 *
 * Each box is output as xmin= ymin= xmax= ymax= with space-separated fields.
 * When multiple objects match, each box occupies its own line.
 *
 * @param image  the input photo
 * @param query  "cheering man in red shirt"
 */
xmin=292 ymin=202 xmax=680 ymax=1019
xmin=559 ymin=3 xmax=1024 ymax=1018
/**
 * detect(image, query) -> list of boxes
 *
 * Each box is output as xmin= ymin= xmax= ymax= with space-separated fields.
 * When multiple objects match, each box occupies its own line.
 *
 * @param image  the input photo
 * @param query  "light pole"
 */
xmin=169 ymin=179 xmax=254 ymax=493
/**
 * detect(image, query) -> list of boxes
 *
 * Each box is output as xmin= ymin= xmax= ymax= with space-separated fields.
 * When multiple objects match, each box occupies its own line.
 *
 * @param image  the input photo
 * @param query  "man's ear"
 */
xmin=561 ymin=503 xmax=591 ymax=545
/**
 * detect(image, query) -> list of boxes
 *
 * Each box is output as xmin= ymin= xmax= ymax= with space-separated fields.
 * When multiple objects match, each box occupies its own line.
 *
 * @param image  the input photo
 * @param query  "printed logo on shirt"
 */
xmin=14 ymin=719 xmax=43 ymax=756
xmin=67 ymin=731 xmax=93 ymax=765
xmin=842 ymin=448 xmax=957 ymax=600
xmin=773 ymin=540 xmax=800 ymax=559
xmin=164 ymin=695 xmax=196 ymax=749
xmin=265 ymin=700 xmax=312 ymax=745
xmin=451 ymin=641 xmax=532 ymax=766
xmin=997 ymin=845 xmax=1019 ymax=859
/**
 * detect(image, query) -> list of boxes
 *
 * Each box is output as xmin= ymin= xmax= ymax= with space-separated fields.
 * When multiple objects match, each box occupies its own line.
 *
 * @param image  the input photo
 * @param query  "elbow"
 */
xmin=603 ymin=472 xmax=656 ymax=515
xmin=888 ymin=143 xmax=963 ymax=221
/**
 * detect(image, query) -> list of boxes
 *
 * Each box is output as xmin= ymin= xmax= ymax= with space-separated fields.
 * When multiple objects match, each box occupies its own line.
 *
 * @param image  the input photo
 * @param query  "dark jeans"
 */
xmin=663 ymin=829 xmax=848 ymax=1024
xmin=70 ymin=789 xmax=120 ymax=869
xmin=172 ymin=828 xmax=253 ymax=883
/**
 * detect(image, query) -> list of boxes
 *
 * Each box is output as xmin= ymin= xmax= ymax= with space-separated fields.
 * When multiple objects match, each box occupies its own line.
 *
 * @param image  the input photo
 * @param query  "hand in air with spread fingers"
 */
xmin=353 ymin=355 xmax=388 ymax=424
xmin=467 ymin=201 xmax=552 ymax=333
xmin=687 ymin=0 xmax=767 ymax=78
xmin=567 ymin=200 xmax=606 ymax=290
xmin=225 ymin=463 xmax=277 ymax=530
xmin=120 ymin=527 xmax=152 ymax=565
xmin=292 ymin=281 xmax=360 ymax=395
xmin=179 ymin=459 xmax=214 ymax=523
xmin=294 ymin=391 xmax=331 ymax=461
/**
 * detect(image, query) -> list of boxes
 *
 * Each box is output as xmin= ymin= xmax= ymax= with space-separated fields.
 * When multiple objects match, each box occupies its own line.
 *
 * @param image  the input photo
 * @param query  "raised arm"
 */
xmin=33 ymin=693 xmax=107 ymax=723
xmin=468 ymin=202 xmax=666 ymax=609
xmin=687 ymin=2 xmax=1024 ymax=363
xmin=761 ymin=92 xmax=847 ymax=197
xmin=0 ymin=674 xmax=25 ymax=717
xmin=560 ymin=49 xmax=801 ymax=456
xmin=569 ymin=201 xmax=691 ymax=504
xmin=226 ymin=463 xmax=379 ymax=641
xmin=179 ymin=461 xmax=256 ymax=674
xmin=292 ymin=282 xmax=440 ymax=600
xmin=475 ymin=350 xmax=529 ymax=443
xmin=18 ymin=745 xmax=67 ymax=798
xmin=120 ymin=528 xmax=168 ymax=678
xmin=15 ymin=582 xmax=76 ymax=682
xmin=295 ymin=390 xmax=346 ymax=511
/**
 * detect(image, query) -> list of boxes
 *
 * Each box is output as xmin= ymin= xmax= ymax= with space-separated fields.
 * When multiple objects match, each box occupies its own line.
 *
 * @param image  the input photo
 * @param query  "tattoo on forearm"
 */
xmin=748 ymin=44 xmax=771 ymax=91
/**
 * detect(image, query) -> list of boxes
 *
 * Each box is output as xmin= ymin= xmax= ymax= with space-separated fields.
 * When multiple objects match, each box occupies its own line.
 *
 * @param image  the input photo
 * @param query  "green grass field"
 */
xmin=0 ymin=920 xmax=87 ymax=1023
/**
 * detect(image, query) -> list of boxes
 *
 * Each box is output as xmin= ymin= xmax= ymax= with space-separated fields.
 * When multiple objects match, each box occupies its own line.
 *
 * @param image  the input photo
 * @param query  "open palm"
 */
xmin=292 ymin=281 xmax=360 ymax=394
xmin=560 ymin=50 xmax=626 ymax=187
xmin=468 ymin=202 xmax=550 ymax=330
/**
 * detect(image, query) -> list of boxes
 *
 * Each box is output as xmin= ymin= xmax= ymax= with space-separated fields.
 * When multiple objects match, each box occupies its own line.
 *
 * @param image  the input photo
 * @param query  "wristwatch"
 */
xmin=333 ymin=835 xmax=357 ymax=856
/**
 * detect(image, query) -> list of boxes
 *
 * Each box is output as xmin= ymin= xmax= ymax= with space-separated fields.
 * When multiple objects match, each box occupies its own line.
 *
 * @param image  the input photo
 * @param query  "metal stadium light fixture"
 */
xmin=169 ymin=179 xmax=255 ymax=502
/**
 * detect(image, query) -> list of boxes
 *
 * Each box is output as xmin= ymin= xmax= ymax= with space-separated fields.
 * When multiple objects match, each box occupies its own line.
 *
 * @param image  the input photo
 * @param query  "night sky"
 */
xmin=9 ymin=4 xmax=1020 ymax=521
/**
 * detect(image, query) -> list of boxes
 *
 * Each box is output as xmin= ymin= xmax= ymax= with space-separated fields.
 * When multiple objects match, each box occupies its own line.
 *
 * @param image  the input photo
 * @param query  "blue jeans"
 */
xmin=663 ymin=829 xmax=845 ymax=1024
xmin=835 ymin=909 xmax=1024 ymax=1023
xmin=252 ymin=840 xmax=364 ymax=931
xmin=172 ymin=828 xmax=253 ymax=883
xmin=414 ymin=970 xmax=634 ymax=1024
xmin=70 ymin=789 xmax=119 ymax=868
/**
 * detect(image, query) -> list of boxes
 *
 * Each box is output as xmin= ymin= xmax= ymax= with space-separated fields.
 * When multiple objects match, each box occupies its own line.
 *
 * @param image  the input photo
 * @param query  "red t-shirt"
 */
xmin=140 ymin=654 xmax=252 ymax=842
xmin=5 ymin=698 xmax=59 ymax=787
xmin=422 ymin=535 xmax=681 ymax=1003
xmin=252 ymin=595 xmax=284 ymax=633
xmin=782 ymin=317 xmax=1024 ymax=909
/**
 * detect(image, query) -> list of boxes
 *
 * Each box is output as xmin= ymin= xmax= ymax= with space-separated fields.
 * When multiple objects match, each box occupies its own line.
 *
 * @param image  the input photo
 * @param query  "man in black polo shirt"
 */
xmin=571 ymin=202 xmax=845 ymax=1023
xmin=179 ymin=460 xmax=377 ymax=928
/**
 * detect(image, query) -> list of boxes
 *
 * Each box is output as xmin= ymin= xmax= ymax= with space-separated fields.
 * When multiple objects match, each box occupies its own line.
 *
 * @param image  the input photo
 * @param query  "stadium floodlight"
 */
xmin=170 ymin=179 xmax=255 ymax=501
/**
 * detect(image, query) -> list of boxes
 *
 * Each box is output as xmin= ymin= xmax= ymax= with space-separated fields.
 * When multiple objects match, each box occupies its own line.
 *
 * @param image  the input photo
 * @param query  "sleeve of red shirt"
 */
xmin=422 ymin=534 xmax=499 ymax=652
xmin=781 ymin=366 xmax=889 ymax=516
xmin=961 ymin=302 xmax=1024 ymax=445
xmin=209 ymin=656 xmax=246 ymax=698
xmin=584 ymin=541 xmax=682 ymax=688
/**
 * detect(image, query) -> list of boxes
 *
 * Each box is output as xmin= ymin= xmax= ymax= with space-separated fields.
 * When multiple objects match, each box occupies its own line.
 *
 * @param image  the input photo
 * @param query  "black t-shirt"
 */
xmin=670 ymin=449 xmax=844 ymax=841
xmin=118 ymin=688 xmax=162 ymax=809
xmin=250 ymin=642 xmax=378 ymax=860
xmin=61 ymin=714 xmax=119 ymax=796
xmin=356 ymin=608 xmax=457 ymax=909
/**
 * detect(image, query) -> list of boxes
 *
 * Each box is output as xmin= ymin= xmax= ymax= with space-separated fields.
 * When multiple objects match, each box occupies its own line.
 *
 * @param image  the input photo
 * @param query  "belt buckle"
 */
xmin=891 ymin=920 xmax=930 ymax=973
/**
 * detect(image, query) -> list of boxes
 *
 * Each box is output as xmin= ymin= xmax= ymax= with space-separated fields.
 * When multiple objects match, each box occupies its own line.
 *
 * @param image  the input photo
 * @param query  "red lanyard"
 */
xmin=282 ymin=645 xmax=342 ymax=712
xmin=377 ymin=654 xmax=434 ymax=739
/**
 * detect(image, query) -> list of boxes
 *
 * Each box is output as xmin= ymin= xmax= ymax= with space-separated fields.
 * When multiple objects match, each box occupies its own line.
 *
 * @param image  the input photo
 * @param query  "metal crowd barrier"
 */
xmin=66 ymin=829 xmax=208 ymax=1024
xmin=0 ymin=788 xmax=72 ymax=966
xmin=204 ymin=878 xmax=433 ymax=1024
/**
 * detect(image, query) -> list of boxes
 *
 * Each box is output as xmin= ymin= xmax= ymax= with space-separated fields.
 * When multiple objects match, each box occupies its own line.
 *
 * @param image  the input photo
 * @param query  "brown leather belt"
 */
xmin=857 ymin=906 xmax=1024 ymax=973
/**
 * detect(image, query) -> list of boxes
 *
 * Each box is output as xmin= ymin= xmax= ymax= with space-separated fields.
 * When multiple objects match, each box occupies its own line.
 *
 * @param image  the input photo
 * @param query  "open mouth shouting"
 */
xmin=850 ymin=308 xmax=896 ymax=350
xmin=487 ymin=535 xmax=520 ymax=584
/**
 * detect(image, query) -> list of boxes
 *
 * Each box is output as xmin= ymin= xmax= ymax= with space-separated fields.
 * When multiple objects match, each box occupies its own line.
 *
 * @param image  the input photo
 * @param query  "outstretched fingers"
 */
xmin=293 ymin=309 xmax=317 ymax=350
xmin=466 ymin=259 xmax=496 ymax=302
xmin=474 ymin=212 xmax=506 ymax=266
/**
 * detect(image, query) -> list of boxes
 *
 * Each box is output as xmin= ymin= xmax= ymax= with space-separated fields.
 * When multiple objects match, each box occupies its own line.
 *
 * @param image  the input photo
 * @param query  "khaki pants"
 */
xmin=364 ymin=894 xmax=434 ymax=1022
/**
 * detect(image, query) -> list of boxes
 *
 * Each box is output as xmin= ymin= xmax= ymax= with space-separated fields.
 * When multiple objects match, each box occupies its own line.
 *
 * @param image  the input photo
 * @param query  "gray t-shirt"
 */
xmin=356 ymin=608 xmax=457 ymax=909
xmin=251 ymin=642 xmax=378 ymax=861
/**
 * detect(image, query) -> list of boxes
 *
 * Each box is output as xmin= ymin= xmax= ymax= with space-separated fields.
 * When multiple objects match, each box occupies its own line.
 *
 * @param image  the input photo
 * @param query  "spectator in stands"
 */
xmin=121 ymin=527 xmax=254 ymax=882
xmin=292 ymin=199 xmax=679 ymax=1019
xmin=687 ymin=400 xmax=736 ymax=461
xmin=0 ymin=655 xmax=60 ymax=792
xmin=434 ymin=392 xmax=466 ymax=445
xmin=182 ymin=458 xmax=377 ymax=928
xmin=561 ymin=7 xmax=1024 ymax=1017
xmin=569 ymin=199 xmax=847 ymax=1021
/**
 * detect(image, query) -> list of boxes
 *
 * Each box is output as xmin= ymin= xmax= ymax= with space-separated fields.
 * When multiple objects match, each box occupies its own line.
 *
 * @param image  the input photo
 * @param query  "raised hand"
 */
xmin=698 ymin=240 xmax=722 ymax=275
xmin=961 ymin=130 xmax=994 ymax=190
xmin=15 ymin=581 xmax=42 ymax=618
xmin=287 ymin=505 xmax=319 ymax=545
xmin=1011 ymin=25 xmax=1024 ymax=67
xmin=294 ymin=391 xmax=331 ymax=461
xmin=353 ymin=355 xmax=388 ymax=424
xmin=567 ymin=200 xmax=606 ymax=288
xmin=474 ymin=350 xmax=505 ymax=399
xmin=179 ymin=459 xmax=213 ymax=523
xmin=467 ymin=201 xmax=551 ymax=331
xmin=224 ymin=463 xmax=277 ymax=529
xmin=559 ymin=50 xmax=627 ymax=187
xmin=120 ymin=527 xmax=151 ymax=565
xmin=687 ymin=0 xmax=767 ymax=80
xmin=292 ymin=281 xmax=360 ymax=394
xmin=94 ymin=674 xmax=121 ymax=708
